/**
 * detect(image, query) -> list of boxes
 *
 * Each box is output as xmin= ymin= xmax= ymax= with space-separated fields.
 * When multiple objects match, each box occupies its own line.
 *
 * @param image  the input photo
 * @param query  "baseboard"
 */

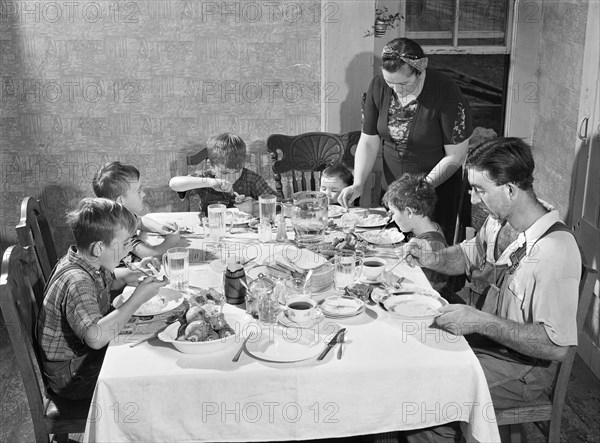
xmin=577 ymin=332 xmax=600 ymax=380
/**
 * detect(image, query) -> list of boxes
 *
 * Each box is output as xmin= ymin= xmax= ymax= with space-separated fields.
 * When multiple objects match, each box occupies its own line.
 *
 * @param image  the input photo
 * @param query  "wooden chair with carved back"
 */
xmin=0 ymin=245 xmax=90 ymax=443
xmin=495 ymin=222 xmax=597 ymax=443
xmin=15 ymin=197 xmax=58 ymax=305
xmin=266 ymin=131 xmax=361 ymax=200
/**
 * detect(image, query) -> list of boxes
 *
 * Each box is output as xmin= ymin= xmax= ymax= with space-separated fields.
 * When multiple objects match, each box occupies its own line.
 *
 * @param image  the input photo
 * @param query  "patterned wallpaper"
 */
xmin=0 ymin=0 xmax=322 ymax=254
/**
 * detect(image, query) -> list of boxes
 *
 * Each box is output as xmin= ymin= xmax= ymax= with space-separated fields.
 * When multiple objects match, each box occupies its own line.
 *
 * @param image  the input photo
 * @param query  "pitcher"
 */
xmin=162 ymin=247 xmax=189 ymax=292
xmin=334 ymin=249 xmax=364 ymax=290
xmin=291 ymin=191 xmax=328 ymax=247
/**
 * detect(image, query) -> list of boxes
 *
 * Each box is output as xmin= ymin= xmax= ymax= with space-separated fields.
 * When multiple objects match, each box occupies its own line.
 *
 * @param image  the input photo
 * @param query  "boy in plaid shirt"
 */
xmin=37 ymin=198 xmax=167 ymax=400
xmin=169 ymin=133 xmax=276 ymax=215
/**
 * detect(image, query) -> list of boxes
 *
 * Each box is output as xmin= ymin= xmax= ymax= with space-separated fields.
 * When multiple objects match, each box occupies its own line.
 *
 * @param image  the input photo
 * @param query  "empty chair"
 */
xmin=0 ymin=245 xmax=90 ymax=443
xmin=267 ymin=131 xmax=360 ymax=199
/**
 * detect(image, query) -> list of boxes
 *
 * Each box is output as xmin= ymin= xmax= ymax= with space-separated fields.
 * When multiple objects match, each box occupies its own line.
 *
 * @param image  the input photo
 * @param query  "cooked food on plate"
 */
xmin=357 ymin=213 xmax=388 ymax=227
xmin=176 ymin=301 xmax=235 ymax=342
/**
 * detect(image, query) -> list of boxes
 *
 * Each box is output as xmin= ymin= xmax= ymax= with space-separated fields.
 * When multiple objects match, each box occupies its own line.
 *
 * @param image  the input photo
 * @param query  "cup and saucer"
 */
xmin=358 ymin=257 xmax=387 ymax=285
xmin=278 ymin=297 xmax=324 ymax=328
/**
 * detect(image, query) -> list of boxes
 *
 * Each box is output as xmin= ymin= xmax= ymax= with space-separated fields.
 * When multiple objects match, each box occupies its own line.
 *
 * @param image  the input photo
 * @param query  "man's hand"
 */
xmin=396 ymin=238 xmax=438 ymax=268
xmin=337 ymin=184 xmax=363 ymax=209
xmin=434 ymin=304 xmax=484 ymax=336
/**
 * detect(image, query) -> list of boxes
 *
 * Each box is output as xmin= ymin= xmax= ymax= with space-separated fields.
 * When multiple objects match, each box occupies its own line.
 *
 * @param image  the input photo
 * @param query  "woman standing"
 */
xmin=338 ymin=38 xmax=472 ymax=243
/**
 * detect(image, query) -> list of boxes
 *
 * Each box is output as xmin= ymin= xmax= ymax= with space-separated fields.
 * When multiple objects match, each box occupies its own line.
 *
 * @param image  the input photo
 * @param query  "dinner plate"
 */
xmin=380 ymin=293 xmax=447 ymax=319
xmin=355 ymin=213 xmax=389 ymax=228
xmin=228 ymin=210 xmax=255 ymax=226
xmin=113 ymin=287 xmax=184 ymax=316
xmin=328 ymin=206 xmax=346 ymax=218
xmin=278 ymin=310 xmax=324 ymax=329
xmin=280 ymin=247 xmax=329 ymax=271
xmin=319 ymin=295 xmax=365 ymax=318
xmin=357 ymin=230 xmax=405 ymax=245
xmin=245 ymin=327 xmax=323 ymax=362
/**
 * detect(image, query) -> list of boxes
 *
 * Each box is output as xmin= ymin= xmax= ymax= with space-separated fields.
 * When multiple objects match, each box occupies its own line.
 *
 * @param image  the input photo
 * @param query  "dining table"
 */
xmin=83 ymin=211 xmax=500 ymax=443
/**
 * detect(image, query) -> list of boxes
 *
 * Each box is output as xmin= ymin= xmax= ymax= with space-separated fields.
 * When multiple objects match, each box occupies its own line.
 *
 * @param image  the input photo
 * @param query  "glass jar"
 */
xmin=247 ymin=274 xmax=278 ymax=325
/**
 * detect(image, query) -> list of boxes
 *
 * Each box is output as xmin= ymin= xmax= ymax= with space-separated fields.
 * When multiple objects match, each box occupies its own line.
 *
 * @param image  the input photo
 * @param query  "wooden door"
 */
xmin=569 ymin=0 xmax=600 ymax=378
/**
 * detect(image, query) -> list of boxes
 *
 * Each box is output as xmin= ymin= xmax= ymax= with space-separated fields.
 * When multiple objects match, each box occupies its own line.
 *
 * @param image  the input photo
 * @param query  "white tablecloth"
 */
xmin=83 ymin=213 xmax=499 ymax=442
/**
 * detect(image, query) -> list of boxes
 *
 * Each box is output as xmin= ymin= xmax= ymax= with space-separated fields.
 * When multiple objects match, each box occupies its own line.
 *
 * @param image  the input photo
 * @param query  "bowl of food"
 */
xmin=158 ymin=303 xmax=255 ymax=354
xmin=380 ymin=291 xmax=447 ymax=327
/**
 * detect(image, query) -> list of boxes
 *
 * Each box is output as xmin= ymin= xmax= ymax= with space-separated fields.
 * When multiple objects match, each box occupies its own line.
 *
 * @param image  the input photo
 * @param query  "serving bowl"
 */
xmin=158 ymin=306 xmax=255 ymax=354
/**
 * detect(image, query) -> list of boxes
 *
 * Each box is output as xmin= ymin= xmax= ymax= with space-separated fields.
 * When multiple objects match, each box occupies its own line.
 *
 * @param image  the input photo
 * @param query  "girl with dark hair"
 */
xmin=338 ymin=38 xmax=473 ymax=244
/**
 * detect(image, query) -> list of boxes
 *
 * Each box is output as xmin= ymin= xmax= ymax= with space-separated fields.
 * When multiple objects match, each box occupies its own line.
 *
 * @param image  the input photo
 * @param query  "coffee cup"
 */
xmin=361 ymin=257 xmax=387 ymax=282
xmin=286 ymin=297 xmax=318 ymax=324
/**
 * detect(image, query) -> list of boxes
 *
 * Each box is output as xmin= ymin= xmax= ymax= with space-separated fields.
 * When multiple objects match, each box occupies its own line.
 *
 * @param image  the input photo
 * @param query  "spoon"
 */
xmin=232 ymin=332 xmax=253 ymax=362
xmin=303 ymin=269 xmax=314 ymax=289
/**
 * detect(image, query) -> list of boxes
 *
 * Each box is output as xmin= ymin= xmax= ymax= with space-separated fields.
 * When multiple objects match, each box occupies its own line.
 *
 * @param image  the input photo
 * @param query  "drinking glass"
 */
xmin=259 ymin=194 xmax=278 ymax=225
xmin=207 ymin=204 xmax=233 ymax=242
xmin=285 ymin=277 xmax=312 ymax=302
xmin=334 ymin=249 xmax=364 ymax=290
xmin=291 ymin=191 xmax=328 ymax=248
xmin=162 ymin=247 xmax=189 ymax=292
xmin=340 ymin=212 xmax=359 ymax=234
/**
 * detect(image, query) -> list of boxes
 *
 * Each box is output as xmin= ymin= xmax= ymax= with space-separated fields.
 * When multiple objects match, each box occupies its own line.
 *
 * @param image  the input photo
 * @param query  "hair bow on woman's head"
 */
xmin=382 ymin=45 xmax=429 ymax=73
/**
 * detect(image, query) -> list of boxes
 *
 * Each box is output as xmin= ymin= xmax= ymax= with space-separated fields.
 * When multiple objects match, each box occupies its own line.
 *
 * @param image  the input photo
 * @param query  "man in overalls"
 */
xmin=398 ymin=137 xmax=582 ymax=442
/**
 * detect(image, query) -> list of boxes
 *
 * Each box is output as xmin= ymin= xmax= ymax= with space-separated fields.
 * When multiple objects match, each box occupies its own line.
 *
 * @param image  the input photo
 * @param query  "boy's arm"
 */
xmin=140 ymin=215 xmax=178 ymax=235
xmin=169 ymin=176 xmax=220 ymax=192
xmin=132 ymin=232 xmax=182 ymax=258
xmin=112 ymin=257 xmax=162 ymax=289
xmin=84 ymin=277 xmax=169 ymax=349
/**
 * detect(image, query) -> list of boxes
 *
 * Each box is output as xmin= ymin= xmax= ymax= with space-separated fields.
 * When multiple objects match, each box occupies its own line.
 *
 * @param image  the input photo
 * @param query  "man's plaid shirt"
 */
xmin=37 ymin=247 xmax=114 ymax=361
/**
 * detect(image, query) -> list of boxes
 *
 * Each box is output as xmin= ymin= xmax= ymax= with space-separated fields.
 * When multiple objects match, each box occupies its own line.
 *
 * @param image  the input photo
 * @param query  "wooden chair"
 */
xmin=181 ymin=148 xmax=209 ymax=211
xmin=0 ymin=245 xmax=90 ymax=443
xmin=15 ymin=197 xmax=58 ymax=302
xmin=495 ymin=262 xmax=597 ymax=443
xmin=267 ymin=131 xmax=361 ymax=200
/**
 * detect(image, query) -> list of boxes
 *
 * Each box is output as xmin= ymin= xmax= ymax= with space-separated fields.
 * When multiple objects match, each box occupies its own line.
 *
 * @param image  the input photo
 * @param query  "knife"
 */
xmin=317 ymin=328 xmax=347 ymax=361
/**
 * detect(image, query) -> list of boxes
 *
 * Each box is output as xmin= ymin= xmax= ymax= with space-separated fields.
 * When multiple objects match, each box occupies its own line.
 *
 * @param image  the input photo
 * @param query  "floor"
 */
xmin=1 ymin=312 xmax=599 ymax=443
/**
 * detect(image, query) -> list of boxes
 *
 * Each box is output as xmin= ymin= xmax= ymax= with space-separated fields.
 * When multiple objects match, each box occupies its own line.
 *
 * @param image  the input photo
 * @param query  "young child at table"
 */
xmin=93 ymin=161 xmax=180 ymax=259
xmin=169 ymin=133 xmax=276 ymax=215
xmin=36 ymin=198 xmax=168 ymax=400
xmin=382 ymin=173 xmax=451 ymax=295
xmin=319 ymin=162 xmax=354 ymax=205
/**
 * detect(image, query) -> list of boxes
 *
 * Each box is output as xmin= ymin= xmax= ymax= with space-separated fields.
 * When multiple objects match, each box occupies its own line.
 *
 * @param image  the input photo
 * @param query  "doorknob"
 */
xmin=578 ymin=116 xmax=589 ymax=140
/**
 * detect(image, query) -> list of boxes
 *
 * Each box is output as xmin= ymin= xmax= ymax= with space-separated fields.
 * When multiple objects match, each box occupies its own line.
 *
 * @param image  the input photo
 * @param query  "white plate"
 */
xmin=113 ymin=287 xmax=184 ymax=316
xmin=328 ymin=206 xmax=346 ymax=218
xmin=381 ymin=293 xmax=447 ymax=319
xmin=245 ymin=327 xmax=323 ymax=362
xmin=158 ymin=306 xmax=255 ymax=354
xmin=320 ymin=296 xmax=365 ymax=318
xmin=228 ymin=209 xmax=255 ymax=226
xmin=278 ymin=310 xmax=324 ymax=329
xmin=357 ymin=230 xmax=405 ymax=245
xmin=355 ymin=213 xmax=389 ymax=228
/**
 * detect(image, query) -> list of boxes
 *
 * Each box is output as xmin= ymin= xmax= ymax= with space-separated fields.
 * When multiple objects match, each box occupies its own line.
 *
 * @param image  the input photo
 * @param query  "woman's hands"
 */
xmin=337 ymin=184 xmax=363 ymax=209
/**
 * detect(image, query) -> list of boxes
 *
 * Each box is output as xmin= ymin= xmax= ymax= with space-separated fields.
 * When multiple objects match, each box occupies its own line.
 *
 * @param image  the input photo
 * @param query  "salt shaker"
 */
xmin=223 ymin=263 xmax=247 ymax=305
xmin=275 ymin=213 xmax=287 ymax=242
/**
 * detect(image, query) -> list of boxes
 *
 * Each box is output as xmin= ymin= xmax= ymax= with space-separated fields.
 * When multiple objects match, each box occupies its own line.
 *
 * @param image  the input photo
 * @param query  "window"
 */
xmin=392 ymin=0 xmax=514 ymax=54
